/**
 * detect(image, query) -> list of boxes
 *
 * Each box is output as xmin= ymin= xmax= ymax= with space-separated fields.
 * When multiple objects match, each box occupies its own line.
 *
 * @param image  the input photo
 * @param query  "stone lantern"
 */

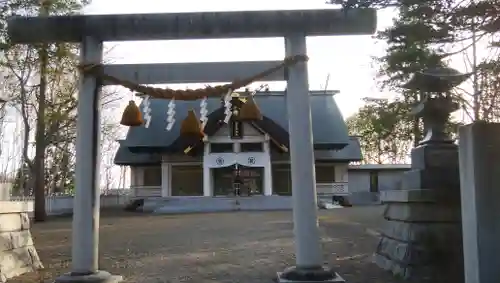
xmin=402 ymin=67 xmax=471 ymax=93
xmin=403 ymin=67 xmax=469 ymax=145
xmin=374 ymin=67 xmax=470 ymax=282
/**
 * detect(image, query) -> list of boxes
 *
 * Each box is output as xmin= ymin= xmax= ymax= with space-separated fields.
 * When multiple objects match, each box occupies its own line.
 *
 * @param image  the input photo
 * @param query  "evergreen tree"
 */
xmin=328 ymin=0 xmax=500 ymax=152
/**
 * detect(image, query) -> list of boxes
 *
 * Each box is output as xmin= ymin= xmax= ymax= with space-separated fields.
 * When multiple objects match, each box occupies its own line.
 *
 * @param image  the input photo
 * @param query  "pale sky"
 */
xmin=83 ymin=0 xmax=397 ymax=119
xmin=0 ymin=0 xmax=399 ymax=187
xmin=0 ymin=0 xmax=489 ymax=186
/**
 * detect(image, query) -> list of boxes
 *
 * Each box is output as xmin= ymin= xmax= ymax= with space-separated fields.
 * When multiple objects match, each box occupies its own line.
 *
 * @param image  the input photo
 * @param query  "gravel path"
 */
xmin=11 ymin=207 xmax=405 ymax=283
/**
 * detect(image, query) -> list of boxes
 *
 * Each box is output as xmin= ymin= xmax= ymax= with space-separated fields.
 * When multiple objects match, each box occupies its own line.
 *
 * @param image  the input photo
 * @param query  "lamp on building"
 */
xmin=120 ymin=100 xmax=143 ymax=126
xmin=180 ymin=109 xmax=204 ymax=138
xmin=238 ymin=95 xmax=263 ymax=121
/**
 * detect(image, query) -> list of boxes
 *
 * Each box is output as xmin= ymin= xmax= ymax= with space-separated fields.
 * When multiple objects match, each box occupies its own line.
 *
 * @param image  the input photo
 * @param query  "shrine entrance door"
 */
xmin=213 ymin=165 xmax=263 ymax=196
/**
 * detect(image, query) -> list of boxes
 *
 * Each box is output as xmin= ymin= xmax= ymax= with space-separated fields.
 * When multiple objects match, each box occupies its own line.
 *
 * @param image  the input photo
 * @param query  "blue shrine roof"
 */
xmin=114 ymin=91 xmax=362 ymax=165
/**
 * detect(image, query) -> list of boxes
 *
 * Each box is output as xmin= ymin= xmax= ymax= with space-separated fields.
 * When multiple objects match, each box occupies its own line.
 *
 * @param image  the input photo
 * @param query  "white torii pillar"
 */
xmin=277 ymin=34 xmax=343 ymax=282
xmin=55 ymin=36 xmax=122 ymax=283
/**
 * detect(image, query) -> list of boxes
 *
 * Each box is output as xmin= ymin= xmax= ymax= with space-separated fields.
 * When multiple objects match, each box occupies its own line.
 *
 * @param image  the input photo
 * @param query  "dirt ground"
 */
xmin=11 ymin=206 xmax=405 ymax=283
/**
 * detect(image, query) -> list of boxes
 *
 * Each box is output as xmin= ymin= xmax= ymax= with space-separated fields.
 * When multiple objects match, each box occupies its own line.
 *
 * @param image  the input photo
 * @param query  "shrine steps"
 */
xmin=154 ymin=195 xmax=291 ymax=214
xmin=125 ymin=195 xmax=344 ymax=214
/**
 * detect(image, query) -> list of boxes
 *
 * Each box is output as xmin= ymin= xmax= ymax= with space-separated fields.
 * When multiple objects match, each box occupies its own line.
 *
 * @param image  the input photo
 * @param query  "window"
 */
xmin=240 ymin=143 xmax=263 ymax=152
xmin=369 ymin=171 xmax=379 ymax=193
xmin=171 ymin=165 xmax=203 ymax=196
xmin=315 ymin=165 xmax=335 ymax=183
xmin=210 ymin=143 xmax=233 ymax=153
xmin=143 ymin=166 xmax=162 ymax=186
xmin=272 ymin=164 xmax=291 ymax=195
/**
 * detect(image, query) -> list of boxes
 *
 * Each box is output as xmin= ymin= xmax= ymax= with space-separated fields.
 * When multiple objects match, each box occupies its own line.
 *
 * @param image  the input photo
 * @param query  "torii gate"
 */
xmin=8 ymin=9 xmax=376 ymax=283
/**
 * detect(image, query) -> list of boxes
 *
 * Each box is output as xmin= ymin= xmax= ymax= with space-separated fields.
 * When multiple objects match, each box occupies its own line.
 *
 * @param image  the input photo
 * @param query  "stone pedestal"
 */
xmin=374 ymin=144 xmax=464 ymax=282
xmin=0 ymin=202 xmax=43 ymax=283
xmin=459 ymin=122 xmax=500 ymax=283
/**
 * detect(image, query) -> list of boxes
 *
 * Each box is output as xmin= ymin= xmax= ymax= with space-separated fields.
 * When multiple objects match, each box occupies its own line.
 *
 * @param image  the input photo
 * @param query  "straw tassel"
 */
xmin=180 ymin=109 xmax=204 ymax=138
xmin=239 ymin=96 xmax=263 ymax=120
xmin=120 ymin=100 xmax=143 ymax=126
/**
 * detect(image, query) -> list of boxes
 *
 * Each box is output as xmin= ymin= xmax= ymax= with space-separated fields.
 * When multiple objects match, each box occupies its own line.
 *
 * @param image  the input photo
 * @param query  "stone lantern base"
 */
xmin=374 ymin=144 xmax=464 ymax=282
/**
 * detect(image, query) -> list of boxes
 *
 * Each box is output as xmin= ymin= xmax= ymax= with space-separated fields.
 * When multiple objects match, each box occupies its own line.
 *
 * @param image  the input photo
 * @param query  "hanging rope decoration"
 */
xmin=121 ymin=99 xmax=143 ymax=126
xmin=223 ymin=89 xmax=233 ymax=124
xmin=199 ymin=96 xmax=208 ymax=129
xmin=80 ymin=55 xmax=308 ymax=132
xmin=165 ymin=99 xmax=176 ymax=131
xmin=180 ymin=109 xmax=204 ymax=138
xmin=79 ymin=55 xmax=307 ymax=101
xmin=79 ymin=55 xmax=308 ymax=126
xmin=142 ymin=95 xmax=152 ymax=128
xmin=239 ymin=88 xmax=263 ymax=121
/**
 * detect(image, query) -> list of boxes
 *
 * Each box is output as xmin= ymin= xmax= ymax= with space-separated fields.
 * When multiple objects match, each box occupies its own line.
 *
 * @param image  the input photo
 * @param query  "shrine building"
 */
xmin=114 ymin=90 xmax=362 ymax=198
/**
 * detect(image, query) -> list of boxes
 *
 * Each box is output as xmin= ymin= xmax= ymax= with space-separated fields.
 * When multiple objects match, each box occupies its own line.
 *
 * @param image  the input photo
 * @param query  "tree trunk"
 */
xmin=33 ymin=58 xmax=47 ymax=221
xmin=33 ymin=2 xmax=49 ymax=222
xmin=20 ymin=88 xmax=33 ymax=197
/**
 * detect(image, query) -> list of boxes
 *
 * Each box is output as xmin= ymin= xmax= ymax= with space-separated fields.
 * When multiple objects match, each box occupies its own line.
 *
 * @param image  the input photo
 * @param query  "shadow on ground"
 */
xmin=9 ymin=206 xmax=407 ymax=283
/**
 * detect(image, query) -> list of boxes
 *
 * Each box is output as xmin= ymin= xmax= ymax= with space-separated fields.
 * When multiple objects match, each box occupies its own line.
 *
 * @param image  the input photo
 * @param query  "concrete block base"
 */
xmin=276 ymin=266 xmax=344 ymax=282
xmin=54 ymin=271 xmax=123 ymax=283
xmin=0 ymin=204 xmax=43 ymax=282
xmin=376 ymin=189 xmax=463 ymax=282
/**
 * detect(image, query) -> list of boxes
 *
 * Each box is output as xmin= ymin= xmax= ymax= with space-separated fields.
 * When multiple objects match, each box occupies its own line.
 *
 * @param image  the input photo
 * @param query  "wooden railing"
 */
xmin=316 ymin=182 xmax=349 ymax=196
xmin=131 ymin=186 xmax=161 ymax=197
xmin=129 ymin=183 xmax=350 ymax=198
